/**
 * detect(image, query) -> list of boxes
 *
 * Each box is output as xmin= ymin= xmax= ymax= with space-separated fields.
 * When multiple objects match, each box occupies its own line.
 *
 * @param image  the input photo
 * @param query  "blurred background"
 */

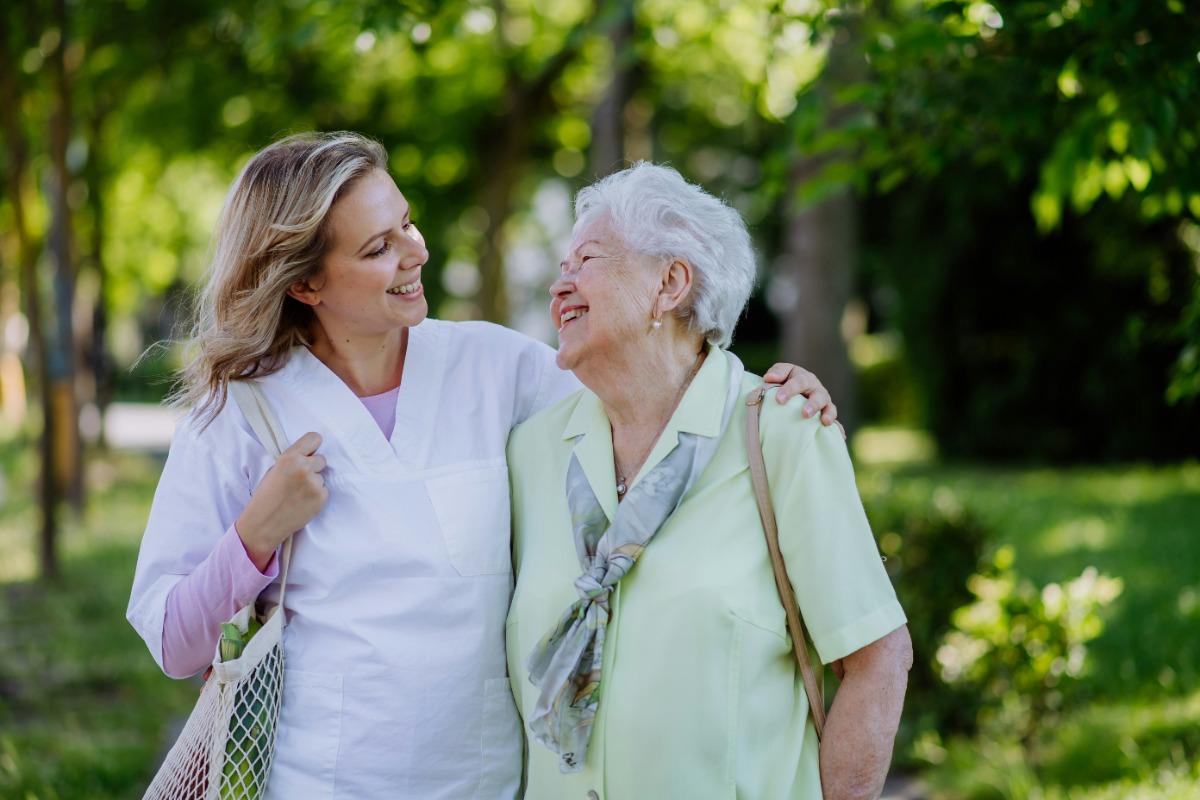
xmin=1 ymin=0 xmax=1198 ymax=797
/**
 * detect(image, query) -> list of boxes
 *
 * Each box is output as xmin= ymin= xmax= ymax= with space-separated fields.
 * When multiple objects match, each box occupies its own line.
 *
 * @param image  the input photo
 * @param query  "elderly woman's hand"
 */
xmin=762 ymin=363 xmax=846 ymax=439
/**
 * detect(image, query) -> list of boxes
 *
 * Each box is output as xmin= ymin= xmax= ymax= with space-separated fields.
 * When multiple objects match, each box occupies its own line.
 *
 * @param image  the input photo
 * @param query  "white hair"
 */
xmin=572 ymin=161 xmax=756 ymax=349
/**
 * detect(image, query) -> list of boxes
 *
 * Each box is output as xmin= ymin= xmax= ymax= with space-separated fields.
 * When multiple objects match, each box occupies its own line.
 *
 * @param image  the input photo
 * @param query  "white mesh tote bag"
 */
xmin=143 ymin=379 xmax=295 ymax=800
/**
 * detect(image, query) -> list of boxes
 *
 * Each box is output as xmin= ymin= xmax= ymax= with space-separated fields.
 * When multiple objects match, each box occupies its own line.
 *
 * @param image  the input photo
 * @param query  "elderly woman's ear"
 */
xmin=652 ymin=257 xmax=694 ymax=321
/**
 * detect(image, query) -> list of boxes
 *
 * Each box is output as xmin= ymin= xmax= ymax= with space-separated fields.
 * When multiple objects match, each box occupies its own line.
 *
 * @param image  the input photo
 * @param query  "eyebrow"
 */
xmin=558 ymin=239 xmax=605 ymax=269
xmin=358 ymin=229 xmax=391 ymax=254
xmin=355 ymin=209 xmax=411 ymax=255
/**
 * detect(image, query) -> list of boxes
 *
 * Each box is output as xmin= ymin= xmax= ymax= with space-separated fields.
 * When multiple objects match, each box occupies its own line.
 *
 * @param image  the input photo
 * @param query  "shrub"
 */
xmin=935 ymin=546 xmax=1124 ymax=747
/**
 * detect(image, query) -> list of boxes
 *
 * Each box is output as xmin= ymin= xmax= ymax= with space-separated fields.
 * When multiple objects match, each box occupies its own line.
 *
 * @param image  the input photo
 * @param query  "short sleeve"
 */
xmin=760 ymin=397 xmax=906 ymax=664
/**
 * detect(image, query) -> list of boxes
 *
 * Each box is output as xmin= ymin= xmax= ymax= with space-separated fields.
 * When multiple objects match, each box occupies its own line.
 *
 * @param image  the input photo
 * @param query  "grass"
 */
xmin=0 ymin=445 xmax=198 ymax=800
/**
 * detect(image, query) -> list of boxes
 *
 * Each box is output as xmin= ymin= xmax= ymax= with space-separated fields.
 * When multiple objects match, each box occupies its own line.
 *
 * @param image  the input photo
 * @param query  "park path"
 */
xmin=104 ymin=402 xmax=180 ymax=452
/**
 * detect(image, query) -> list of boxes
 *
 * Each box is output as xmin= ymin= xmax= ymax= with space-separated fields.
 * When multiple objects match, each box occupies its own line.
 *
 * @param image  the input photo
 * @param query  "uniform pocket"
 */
xmin=478 ymin=677 xmax=523 ymax=799
xmin=267 ymin=669 xmax=343 ymax=799
xmin=426 ymin=464 xmax=512 ymax=577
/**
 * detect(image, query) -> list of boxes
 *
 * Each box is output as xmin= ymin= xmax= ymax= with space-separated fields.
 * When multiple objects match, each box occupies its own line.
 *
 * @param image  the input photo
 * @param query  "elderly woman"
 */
xmin=505 ymin=163 xmax=912 ymax=799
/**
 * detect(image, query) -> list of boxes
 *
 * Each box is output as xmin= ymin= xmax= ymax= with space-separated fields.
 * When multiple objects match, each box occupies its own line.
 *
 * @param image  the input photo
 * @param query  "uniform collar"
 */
xmin=274 ymin=318 xmax=446 ymax=472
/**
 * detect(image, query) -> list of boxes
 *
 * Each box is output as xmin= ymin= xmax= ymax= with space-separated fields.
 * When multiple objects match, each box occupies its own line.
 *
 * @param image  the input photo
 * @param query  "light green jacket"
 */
xmin=506 ymin=349 xmax=907 ymax=800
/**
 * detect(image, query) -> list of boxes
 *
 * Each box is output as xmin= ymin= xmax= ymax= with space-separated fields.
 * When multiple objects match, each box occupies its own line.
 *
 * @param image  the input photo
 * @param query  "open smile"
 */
xmin=558 ymin=305 xmax=588 ymax=331
xmin=387 ymin=280 xmax=423 ymax=299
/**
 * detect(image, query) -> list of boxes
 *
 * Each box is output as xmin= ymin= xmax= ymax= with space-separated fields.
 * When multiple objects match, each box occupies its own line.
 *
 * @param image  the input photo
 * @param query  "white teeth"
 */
xmin=387 ymin=281 xmax=421 ymax=295
xmin=560 ymin=308 xmax=587 ymax=325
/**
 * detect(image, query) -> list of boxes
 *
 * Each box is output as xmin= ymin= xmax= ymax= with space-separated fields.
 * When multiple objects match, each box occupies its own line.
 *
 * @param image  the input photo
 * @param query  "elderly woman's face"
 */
xmin=549 ymin=216 xmax=661 ymax=371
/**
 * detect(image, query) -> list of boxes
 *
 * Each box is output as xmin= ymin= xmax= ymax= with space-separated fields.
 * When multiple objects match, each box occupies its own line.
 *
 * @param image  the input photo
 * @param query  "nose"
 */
xmin=399 ymin=226 xmax=428 ymax=269
xmin=549 ymin=270 xmax=575 ymax=300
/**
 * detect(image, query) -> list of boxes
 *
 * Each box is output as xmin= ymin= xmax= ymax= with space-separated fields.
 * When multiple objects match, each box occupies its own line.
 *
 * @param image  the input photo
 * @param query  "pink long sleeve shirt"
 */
xmin=160 ymin=385 xmax=400 ymax=677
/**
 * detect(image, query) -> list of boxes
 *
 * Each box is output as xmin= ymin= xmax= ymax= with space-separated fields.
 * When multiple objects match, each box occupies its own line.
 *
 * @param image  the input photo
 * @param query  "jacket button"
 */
xmin=587 ymin=792 xmax=600 ymax=800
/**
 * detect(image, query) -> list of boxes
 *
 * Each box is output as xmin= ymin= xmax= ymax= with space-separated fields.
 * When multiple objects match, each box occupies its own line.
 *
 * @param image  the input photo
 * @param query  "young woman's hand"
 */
xmin=235 ymin=432 xmax=328 ymax=570
xmin=762 ymin=362 xmax=847 ymax=440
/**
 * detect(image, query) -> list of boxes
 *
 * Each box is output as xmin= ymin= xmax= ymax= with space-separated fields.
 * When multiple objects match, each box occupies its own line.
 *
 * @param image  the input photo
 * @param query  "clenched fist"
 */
xmin=236 ymin=432 xmax=329 ymax=570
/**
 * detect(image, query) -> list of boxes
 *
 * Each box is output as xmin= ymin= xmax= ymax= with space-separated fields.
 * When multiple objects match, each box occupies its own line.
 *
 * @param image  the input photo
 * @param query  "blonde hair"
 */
xmin=171 ymin=131 xmax=387 ymax=425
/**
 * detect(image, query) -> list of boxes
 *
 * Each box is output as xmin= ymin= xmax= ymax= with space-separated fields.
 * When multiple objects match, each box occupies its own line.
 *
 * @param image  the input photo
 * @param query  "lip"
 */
xmin=557 ymin=304 xmax=588 ymax=331
xmin=393 ymin=284 xmax=422 ymax=303
xmin=387 ymin=280 xmax=424 ymax=301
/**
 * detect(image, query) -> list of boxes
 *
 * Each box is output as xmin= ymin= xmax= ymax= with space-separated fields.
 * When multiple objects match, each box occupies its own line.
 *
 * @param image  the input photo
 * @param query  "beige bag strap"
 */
xmin=227 ymin=379 xmax=296 ymax=616
xmin=745 ymin=385 xmax=827 ymax=740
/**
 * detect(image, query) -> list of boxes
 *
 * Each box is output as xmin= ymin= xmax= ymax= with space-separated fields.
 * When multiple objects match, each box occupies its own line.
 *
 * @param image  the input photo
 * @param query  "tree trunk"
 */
xmin=476 ymin=102 xmax=523 ymax=323
xmin=87 ymin=112 xmax=112 ymax=450
xmin=777 ymin=19 xmax=865 ymax=435
xmin=47 ymin=0 xmax=83 ymax=513
xmin=779 ymin=176 xmax=858 ymax=431
xmin=0 ymin=32 xmax=59 ymax=580
xmin=588 ymin=0 xmax=636 ymax=179
xmin=473 ymin=0 xmax=616 ymax=323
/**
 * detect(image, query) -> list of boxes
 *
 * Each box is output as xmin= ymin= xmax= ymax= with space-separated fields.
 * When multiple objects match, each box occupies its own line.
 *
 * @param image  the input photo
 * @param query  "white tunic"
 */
xmin=127 ymin=319 xmax=581 ymax=799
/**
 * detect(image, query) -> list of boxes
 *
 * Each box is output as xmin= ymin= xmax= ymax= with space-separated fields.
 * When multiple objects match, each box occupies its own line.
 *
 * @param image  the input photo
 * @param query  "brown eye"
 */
xmin=368 ymin=241 xmax=391 ymax=258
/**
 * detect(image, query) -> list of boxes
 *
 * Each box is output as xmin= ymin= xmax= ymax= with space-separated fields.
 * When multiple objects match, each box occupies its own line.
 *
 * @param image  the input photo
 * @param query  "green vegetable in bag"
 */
xmin=219 ymin=623 xmax=244 ymax=663
xmin=218 ymin=615 xmax=272 ymax=799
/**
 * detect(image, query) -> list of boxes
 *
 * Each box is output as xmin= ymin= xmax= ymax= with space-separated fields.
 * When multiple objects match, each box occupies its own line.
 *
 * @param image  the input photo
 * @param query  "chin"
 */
xmin=399 ymin=298 xmax=429 ymax=327
xmin=555 ymin=336 xmax=589 ymax=371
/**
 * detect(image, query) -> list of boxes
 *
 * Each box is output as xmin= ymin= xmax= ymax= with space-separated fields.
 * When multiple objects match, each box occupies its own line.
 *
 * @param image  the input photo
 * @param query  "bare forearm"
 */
xmin=818 ymin=662 xmax=909 ymax=799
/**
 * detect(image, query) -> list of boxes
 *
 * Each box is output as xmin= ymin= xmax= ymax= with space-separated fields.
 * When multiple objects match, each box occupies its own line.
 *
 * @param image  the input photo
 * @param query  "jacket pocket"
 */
xmin=267 ymin=669 xmax=343 ymax=799
xmin=478 ymin=677 xmax=523 ymax=799
xmin=426 ymin=464 xmax=512 ymax=577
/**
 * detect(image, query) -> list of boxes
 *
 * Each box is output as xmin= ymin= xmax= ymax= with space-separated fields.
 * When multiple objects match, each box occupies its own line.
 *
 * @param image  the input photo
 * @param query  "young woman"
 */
xmin=127 ymin=132 xmax=841 ymax=799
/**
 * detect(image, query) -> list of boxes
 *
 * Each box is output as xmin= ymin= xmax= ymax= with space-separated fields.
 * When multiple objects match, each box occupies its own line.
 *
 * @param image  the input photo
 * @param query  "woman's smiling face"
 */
xmin=549 ymin=215 xmax=661 ymax=372
xmin=298 ymin=168 xmax=430 ymax=336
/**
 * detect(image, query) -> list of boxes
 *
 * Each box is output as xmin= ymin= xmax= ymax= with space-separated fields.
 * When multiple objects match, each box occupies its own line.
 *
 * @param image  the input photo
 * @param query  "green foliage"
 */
xmin=784 ymin=0 xmax=1200 ymax=414
xmin=862 ymin=171 xmax=1200 ymax=462
xmin=924 ymin=734 xmax=1200 ymax=800
xmin=850 ymin=331 xmax=921 ymax=426
xmin=819 ymin=0 xmax=1200 ymax=226
xmin=1037 ymin=762 xmax=1200 ymax=800
xmin=937 ymin=546 xmax=1123 ymax=743
xmin=1036 ymin=690 xmax=1200 ymax=789
xmin=1168 ymin=223 xmax=1200 ymax=403
xmin=862 ymin=460 xmax=1200 ymax=793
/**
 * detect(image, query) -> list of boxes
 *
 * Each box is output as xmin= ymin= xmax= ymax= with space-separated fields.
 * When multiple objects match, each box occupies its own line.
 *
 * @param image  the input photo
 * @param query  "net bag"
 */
xmin=143 ymin=380 xmax=294 ymax=800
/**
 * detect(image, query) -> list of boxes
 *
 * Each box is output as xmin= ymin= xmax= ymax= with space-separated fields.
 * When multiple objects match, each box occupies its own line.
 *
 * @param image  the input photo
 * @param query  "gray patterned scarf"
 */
xmin=525 ymin=350 xmax=744 ymax=773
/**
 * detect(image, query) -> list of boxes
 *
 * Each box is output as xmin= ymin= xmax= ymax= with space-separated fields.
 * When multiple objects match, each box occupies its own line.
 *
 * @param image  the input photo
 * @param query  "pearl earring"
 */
xmin=652 ymin=318 xmax=662 ymax=329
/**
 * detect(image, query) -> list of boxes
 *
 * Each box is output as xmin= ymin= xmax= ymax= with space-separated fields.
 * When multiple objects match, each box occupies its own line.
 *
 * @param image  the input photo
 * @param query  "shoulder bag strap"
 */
xmin=745 ymin=385 xmax=827 ymax=740
xmin=227 ymin=379 xmax=296 ymax=617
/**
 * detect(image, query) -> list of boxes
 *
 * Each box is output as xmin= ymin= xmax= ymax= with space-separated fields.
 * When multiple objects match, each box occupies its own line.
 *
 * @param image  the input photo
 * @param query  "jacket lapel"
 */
xmin=561 ymin=392 xmax=619 ymax=524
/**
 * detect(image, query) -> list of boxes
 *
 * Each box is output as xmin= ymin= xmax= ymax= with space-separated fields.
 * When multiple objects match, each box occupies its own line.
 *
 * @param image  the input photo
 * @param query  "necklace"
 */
xmin=615 ymin=350 xmax=707 ymax=499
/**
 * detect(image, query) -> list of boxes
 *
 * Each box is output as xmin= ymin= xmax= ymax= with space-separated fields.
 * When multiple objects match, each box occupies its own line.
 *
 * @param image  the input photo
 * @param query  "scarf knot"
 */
xmin=574 ymin=570 xmax=611 ymax=605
